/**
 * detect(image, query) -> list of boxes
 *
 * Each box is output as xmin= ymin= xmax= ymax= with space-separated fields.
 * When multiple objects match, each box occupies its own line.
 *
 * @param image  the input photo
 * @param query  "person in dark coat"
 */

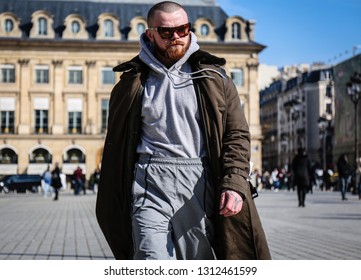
xmin=73 ymin=166 xmax=86 ymax=195
xmin=51 ymin=163 xmax=62 ymax=201
xmin=357 ymin=157 xmax=361 ymax=200
xmin=337 ymin=154 xmax=352 ymax=200
xmin=292 ymin=148 xmax=311 ymax=207
xmin=96 ymin=1 xmax=270 ymax=260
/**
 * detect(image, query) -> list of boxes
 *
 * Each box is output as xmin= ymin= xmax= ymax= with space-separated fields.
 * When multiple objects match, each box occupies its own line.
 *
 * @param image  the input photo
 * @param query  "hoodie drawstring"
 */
xmin=165 ymin=67 xmax=226 ymax=87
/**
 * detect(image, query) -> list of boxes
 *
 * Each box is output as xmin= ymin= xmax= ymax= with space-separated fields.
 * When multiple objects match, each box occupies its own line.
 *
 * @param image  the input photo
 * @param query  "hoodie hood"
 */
xmin=136 ymin=32 xmax=207 ymax=158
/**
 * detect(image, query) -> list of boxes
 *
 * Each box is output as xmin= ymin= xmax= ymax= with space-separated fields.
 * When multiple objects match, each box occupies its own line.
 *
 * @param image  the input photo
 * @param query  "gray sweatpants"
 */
xmin=131 ymin=155 xmax=215 ymax=260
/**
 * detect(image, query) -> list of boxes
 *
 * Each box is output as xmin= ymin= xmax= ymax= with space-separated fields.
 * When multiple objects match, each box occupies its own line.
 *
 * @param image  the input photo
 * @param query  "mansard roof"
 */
xmin=0 ymin=0 xmax=267 ymax=53
xmin=1 ymin=0 xmax=227 ymax=38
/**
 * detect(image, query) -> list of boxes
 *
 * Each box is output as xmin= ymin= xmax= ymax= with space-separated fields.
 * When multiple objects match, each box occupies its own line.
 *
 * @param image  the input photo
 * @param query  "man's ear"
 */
xmin=145 ymin=30 xmax=154 ymax=43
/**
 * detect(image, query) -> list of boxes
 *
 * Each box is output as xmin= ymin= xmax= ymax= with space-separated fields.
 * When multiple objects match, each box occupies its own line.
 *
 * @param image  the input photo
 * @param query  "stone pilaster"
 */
xmin=51 ymin=60 xmax=64 ymax=134
xmin=17 ymin=59 xmax=30 ymax=134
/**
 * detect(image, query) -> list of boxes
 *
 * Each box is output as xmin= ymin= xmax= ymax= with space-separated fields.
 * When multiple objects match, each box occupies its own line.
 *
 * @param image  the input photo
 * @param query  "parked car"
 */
xmin=0 ymin=174 xmax=42 ymax=193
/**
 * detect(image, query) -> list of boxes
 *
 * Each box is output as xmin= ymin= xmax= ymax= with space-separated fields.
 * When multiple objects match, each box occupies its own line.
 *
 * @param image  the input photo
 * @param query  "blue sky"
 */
xmin=216 ymin=0 xmax=361 ymax=68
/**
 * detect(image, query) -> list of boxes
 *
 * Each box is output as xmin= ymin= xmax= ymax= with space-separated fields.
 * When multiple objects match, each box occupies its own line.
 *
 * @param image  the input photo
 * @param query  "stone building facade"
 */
xmin=0 ymin=0 xmax=264 ymax=181
xmin=260 ymin=65 xmax=335 ymax=172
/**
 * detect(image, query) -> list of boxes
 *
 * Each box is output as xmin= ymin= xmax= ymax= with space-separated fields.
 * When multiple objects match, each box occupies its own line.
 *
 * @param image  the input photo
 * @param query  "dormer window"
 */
xmin=193 ymin=18 xmax=217 ymax=42
xmin=5 ymin=19 xmax=13 ymax=32
xmin=30 ymin=11 xmax=55 ymax=39
xmin=232 ymin=22 xmax=241 ymax=40
xmin=71 ymin=21 xmax=80 ymax=34
xmin=128 ymin=16 xmax=147 ymax=41
xmin=225 ymin=17 xmax=248 ymax=42
xmin=0 ymin=12 xmax=21 ymax=38
xmin=137 ymin=23 xmax=146 ymax=35
xmin=38 ymin=17 xmax=48 ymax=35
xmin=200 ymin=24 xmax=209 ymax=36
xmin=63 ymin=14 xmax=88 ymax=40
xmin=104 ymin=19 xmax=114 ymax=37
xmin=96 ymin=13 xmax=120 ymax=40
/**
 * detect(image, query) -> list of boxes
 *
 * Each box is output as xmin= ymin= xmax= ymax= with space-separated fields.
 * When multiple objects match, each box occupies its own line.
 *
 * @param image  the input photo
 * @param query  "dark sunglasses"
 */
xmin=148 ymin=22 xmax=191 ymax=40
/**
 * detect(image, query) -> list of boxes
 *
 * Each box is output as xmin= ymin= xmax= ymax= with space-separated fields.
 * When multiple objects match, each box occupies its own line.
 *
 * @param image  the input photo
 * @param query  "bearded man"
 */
xmin=96 ymin=1 xmax=271 ymax=260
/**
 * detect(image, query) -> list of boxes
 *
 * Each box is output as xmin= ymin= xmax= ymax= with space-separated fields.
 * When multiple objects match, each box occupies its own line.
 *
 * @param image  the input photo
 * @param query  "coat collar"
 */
xmin=112 ymin=50 xmax=226 ymax=73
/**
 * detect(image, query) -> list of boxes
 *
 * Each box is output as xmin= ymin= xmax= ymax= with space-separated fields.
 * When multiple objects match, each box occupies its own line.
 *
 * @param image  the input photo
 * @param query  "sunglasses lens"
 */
xmin=158 ymin=23 xmax=190 ymax=39
xmin=158 ymin=28 xmax=173 ymax=39
xmin=176 ymin=25 xmax=187 ymax=36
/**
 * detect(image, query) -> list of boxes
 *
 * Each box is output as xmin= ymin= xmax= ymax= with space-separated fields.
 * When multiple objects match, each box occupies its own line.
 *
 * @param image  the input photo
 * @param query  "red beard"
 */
xmin=154 ymin=39 xmax=190 ymax=61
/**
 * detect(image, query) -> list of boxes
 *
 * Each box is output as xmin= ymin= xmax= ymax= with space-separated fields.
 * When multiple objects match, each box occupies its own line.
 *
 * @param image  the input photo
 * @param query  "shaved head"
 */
xmin=147 ymin=1 xmax=185 ymax=27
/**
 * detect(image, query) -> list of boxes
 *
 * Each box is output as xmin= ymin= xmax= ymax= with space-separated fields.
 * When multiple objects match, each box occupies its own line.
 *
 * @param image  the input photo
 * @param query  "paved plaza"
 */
xmin=0 ymin=189 xmax=360 ymax=260
xmin=257 ymin=189 xmax=361 ymax=259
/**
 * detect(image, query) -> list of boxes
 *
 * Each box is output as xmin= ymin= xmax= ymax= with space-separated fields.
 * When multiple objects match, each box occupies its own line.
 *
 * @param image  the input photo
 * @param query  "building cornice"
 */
xmin=0 ymin=38 xmax=265 ymax=54
xmin=199 ymin=41 xmax=266 ymax=55
xmin=0 ymin=39 xmax=140 ymax=52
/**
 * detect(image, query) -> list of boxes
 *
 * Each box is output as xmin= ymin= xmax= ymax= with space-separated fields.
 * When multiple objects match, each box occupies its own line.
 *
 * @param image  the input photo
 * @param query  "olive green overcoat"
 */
xmin=96 ymin=50 xmax=271 ymax=260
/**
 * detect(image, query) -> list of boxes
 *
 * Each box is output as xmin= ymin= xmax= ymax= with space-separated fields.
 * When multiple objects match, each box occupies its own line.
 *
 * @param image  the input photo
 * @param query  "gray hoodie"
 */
xmin=136 ymin=32 xmax=206 ymax=158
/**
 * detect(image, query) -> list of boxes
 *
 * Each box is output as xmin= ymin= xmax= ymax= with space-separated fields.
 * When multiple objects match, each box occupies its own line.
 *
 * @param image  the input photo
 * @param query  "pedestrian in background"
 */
xmin=292 ymin=147 xmax=311 ymax=207
xmin=90 ymin=168 xmax=101 ymax=194
xmin=356 ymin=157 xmax=361 ymax=200
xmin=96 ymin=1 xmax=270 ymax=260
xmin=250 ymin=168 xmax=262 ymax=190
xmin=73 ymin=166 xmax=86 ymax=195
xmin=337 ymin=153 xmax=351 ymax=201
xmin=51 ymin=163 xmax=62 ymax=201
xmin=286 ymin=168 xmax=294 ymax=191
xmin=271 ymin=168 xmax=279 ymax=191
xmin=41 ymin=165 xmax=52 ymax=198
xmin=323 ymin=163 xmax=334 ymax=192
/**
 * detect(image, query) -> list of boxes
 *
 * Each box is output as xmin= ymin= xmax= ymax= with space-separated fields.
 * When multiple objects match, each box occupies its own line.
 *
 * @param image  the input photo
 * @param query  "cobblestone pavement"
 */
xmin=0 ymin=191 xmax=113 ymax=260
xmin=257 ymin=189 xmax=361 ymax=259
xmin=0 ymin=189 xmax=360 ymax=260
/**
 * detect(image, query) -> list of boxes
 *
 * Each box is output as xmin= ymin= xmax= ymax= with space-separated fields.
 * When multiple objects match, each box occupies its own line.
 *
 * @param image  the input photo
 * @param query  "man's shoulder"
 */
xmin=112 ymin=56 xmax=147 ymax=73
xmin=189 ymin=50 xmax=226 ymax=67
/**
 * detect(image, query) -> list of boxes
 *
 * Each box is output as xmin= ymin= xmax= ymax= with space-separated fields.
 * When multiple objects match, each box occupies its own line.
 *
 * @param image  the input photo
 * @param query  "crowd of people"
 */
xmin=257 ymin=152 xmax=361 ymax=205
xmin=39 ymin=152 xmax=360 ymax=204
xmin=41 ymin=164 xmax=101 ymax=200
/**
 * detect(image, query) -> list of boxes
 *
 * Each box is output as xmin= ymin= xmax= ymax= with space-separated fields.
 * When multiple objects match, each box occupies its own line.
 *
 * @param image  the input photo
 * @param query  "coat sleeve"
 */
xmin=95 ymin=71 xmax=143 ymax=260
xmin=219 ymin=75 xmax=251 ymax=197
xmin=216 ymin=75 xmax=271 ymax=261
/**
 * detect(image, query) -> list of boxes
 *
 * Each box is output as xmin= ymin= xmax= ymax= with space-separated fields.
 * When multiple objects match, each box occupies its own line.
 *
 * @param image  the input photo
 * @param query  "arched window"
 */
xmin=64 ymin=148 xmax=85 ymax=164
xmin=0 ymin=148 xmax=17 ymax=164
xmin=71 ymin=20 xmax=80 ymax=34
xmin=97 ymin=14 xmax=120 ymax=40
xmin=193 ymin=19 xmax=217 ymax=42
xmin=137 ymin=23 xmax=145 ymax=35
xmin=231 ymin=22 xmax=241 ymax=40
xmin=0 ymin=13 xmax=21 ymax=38
xmin=200 ymin=24 xmax=209 ymax=36
xmin=5 ymin=19 xmax=14 ymax=32
xmin=38 ymin=17 xmax=47 ymax=35
xmin=29 ymin=11 xmax=54 ymax=39
xmin=104 ymin=19 xmax=114 ymax=37
xmin=63 ymin=14 xmax=88 ymax=40
xmin=29 ymin=148 xmax=52 ymax=164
